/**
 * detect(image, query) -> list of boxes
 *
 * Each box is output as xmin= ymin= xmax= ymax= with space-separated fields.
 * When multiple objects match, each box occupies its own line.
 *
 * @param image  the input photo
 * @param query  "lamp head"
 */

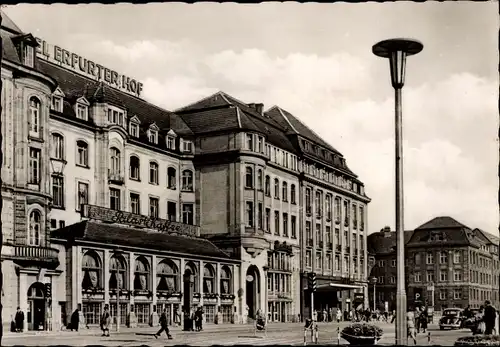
xmin=373 ymin=38 xmax=423 ymax=89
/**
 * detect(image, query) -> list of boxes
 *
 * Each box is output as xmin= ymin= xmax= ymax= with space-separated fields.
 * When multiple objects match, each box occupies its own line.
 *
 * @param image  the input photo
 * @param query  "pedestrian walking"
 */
xmin=406 ymin=308 xmax=417 ymax=345
xmin=15 ymin=307 xmax=24 ymax=332
xmin=70 ymin=308 xmax=80 ymax=331
xmin=100 ymin=304 xmax=111 ymax=337
xmin=419 ymin=307 xmax=428 ymax=333
xmin=336 ymin=309 xmax=342 ymax=323
xmin=155 ymin=308 xmax=173 ymax=339
xmin=484 ymin=300 xmax=497 ymax=335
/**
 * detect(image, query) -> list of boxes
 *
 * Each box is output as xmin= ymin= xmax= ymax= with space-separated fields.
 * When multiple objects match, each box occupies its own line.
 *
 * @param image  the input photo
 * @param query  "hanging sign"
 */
xmin=81 ymin=204 xmax=199 ymax=237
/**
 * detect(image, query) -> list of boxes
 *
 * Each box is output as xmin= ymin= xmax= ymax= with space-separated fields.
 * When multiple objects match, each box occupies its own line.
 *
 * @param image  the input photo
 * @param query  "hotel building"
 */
xmin=0 ymin=12 xmax=370 ymax=331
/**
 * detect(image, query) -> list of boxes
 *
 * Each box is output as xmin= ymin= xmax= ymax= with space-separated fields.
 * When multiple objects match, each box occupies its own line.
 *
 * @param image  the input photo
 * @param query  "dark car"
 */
xmin=439 ymin=308 xmax=465 ymax=330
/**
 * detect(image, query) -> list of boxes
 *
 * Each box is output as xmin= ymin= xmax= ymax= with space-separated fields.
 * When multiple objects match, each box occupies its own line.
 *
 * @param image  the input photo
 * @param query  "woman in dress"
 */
xmin=406 ymin=307 xmax=417 ymax=345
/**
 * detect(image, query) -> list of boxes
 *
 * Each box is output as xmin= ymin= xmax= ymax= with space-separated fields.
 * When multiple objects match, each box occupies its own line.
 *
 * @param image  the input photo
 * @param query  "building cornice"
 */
xmin=3 ymin=59 xmax=58 ymax=91
xmin=301 ymin=172 xmax=371 ymax=203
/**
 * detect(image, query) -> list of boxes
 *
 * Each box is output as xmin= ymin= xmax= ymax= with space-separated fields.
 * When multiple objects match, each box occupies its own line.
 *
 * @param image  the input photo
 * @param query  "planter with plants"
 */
xmin=341 ymin=323 xmax=383 ymax=345
xmin=455 ymin=335 xmax=500 ymax=346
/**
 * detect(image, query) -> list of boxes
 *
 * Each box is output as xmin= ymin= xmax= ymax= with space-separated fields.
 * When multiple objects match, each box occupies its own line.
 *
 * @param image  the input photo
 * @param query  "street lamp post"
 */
xmin=370 ymin=277 xmax=377 ymax=312
xmin=373 ymin=38 xmax=423 ymax=346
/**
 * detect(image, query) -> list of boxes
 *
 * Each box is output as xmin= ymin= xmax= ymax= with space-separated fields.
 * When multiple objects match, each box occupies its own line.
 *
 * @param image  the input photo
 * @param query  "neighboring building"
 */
xmin=366 ymin=227 xmax=414 ymax=311
xmin=368 ymin=217 xmax=500 ymax=312
xmin=176 ymin=94 xmax=371 ymax=321
xmin=0 ymin=12 xmax=371 ymax=331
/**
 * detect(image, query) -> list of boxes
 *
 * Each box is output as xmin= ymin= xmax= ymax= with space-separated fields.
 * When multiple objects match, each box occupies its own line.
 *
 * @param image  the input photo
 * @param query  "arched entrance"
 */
xmin=27 ymin=282 xmax=45 ymax=331
xmin=246 ymin=265 xmax=260 ymax=320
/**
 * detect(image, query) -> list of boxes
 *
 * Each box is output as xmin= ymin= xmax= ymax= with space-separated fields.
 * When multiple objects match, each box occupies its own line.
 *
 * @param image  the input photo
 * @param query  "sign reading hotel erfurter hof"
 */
xmin=81 ymin=204 xmax=199 ymax=237
xmin=35 ymin=37 xmax=144 ymax=98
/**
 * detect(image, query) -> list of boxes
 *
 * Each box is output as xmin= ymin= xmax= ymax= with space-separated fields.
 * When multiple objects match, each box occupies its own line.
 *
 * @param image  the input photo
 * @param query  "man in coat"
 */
xmin=69 ymin=308 xmax=80 ymax=331
xmin=100 ymin=304 xmax=111 ymax=337
xmin=15 ymin=307 xmax=24 ymax=332
xmin=483 ymin=300 xmax=497 ymax=335
xmin=155 ymin=308 xmax=173 ymax=339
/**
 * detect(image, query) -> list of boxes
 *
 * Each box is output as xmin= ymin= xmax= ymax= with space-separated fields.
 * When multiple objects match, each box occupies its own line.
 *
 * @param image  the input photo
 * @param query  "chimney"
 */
xmin=248 ymin=103 xmax=264 ymax=116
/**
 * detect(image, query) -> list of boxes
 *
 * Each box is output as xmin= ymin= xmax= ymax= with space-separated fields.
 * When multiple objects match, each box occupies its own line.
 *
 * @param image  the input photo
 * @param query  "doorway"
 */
xmin=245 ymin=265 xmax=260 ymax=319
xmin=27 ymin=282 xmax=45 ymax=331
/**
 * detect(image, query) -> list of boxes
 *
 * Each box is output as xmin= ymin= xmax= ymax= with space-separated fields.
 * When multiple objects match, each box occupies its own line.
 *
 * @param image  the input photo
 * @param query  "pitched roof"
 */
xmin=266 ymin=105 xmax=341 ymax=155
xmin=51 ymin=221 xmax=231 ymax=260
xmin=474 ymin=228 xmax=500 ymax=245
xmin=415 ymin=216 xmax=469 ymax=230
xmin=367 ymin=230 xmax=414 ymax=254
xmin=36 ymin=60 xmax=194 ymax=139
xmin=0 ymin=10 xmax=22 ymax=34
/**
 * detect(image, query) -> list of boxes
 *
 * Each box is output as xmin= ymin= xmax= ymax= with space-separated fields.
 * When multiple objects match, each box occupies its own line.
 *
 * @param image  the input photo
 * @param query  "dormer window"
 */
xmin=182 ymin=140 xmax=193 ymax=153
xmin=24 ymin=45 xmax=35 ymax=68
xmin=51 ymin=96 xmax=62 ymax=112
xmin=167 ymin=136 xmax=175 ymax=150
xmin=148 ymin=129 xmax=158 ymax=144
xmin=129 ymin=123 xmax=139 ymax=137
xmin=75 ymin=97 xmax=89 ymax=121
xmin=107 ymin=106 xmax=125 ymax=127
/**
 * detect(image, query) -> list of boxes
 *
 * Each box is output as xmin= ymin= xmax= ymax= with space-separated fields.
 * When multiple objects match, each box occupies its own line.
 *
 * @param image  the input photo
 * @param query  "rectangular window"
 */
xmin=291 ymin=216 xmax=297 ymax=239
xmin=29 ymin=148 xmax=41 ymax=184
xmin=166 ymin=136 xmax=175 ymax=149
xmin=377 ymin=276 xmax=384 ymax=284
xmin=306 ymin=250 xmax=312 ymax=268
xmin=453 ymin=251 xmax=461 ymax=264
xmin=326 ymin=226 xmax=331 ymax=244
xmin=344 ymin=256 xmax=350 ymax=273
xmin=265 ymin=208 xmax=271 ymax=232
xmin=50 ymin=219 xmax=57 ymax=229
xmin=246 ymin=134 xmax=253 ymax=151
xmin=335 ymin=229 xmax=340 ymax=245
xmin=305 ymin=188 xmax=312 ymax=214
xmin=390 ymin=276 xmax=396 ymax=284
xmin=77 ymin=142 xmax=88 ymax=167
xmin=352 ymin=203 xmax=357 ymax=229
xmin=274 ymin=211 xmax=280 ymax=235
xmin=109 ymin=188 xmax=121 ymax=210
xmin=258 ymin=203 xmax=263 ymax=229
xmin=182 ymin=204 xmax=194 ymax=225
xmin=282 ymin=213 xmax=288 ymax=237
xmin=427 ymin=271 xmax=434 ymax=282
xmin=439 ymin=291 xmax=446 ymax=300
xmin=167 ymin=201 xmax=177 ymax=221
xmin=149 ymin=197 xmax=159 ymax=218
xmin=51 ymin=96 xmax=62 ymax=112
xmin=306 ymin=222 xmax=312 ymax=245
xmin=76 ymin=104 xmax=87 ymax=120
xmin=454 ymin=271 xmax=462 ymax=282
xmin=426 ymin=252 xmax=434 ymax=264
xmin=391 ymin=260 xmax=396 ymax=267
xmin=148 ymin=130 xmax=158 ymax=144
xmin=316 ymin=223 xmax=322 ymax=243
xmin=343 ymin=200 xmax=349 ymax=226
xmin=245 ymin=201 xmax=254 ymax=227
xmin=326 ymin=253 xmax=332 ymax=271
xmin=183 ymin=141 xmax=193 ymax=153
xmin=454 ymin=291 xmax=461 ymax=300
xmin=129 ymin=123 xmax=139 ymax=138
xmin=440 ymin=251 xmax=448 ymax=264
xmin=359 ymin=206 xmax=365 ymax=231
xmin=335 ymin=255 xmax=340 ymax=271
xmin=24 ymin=45 xmax=34 ymax=67
xmin=257 ymin=136 xmax=263 ymax=153
xmin=77 ymin=182 xmax=89 ymax=211
xmin=316 ymin=252 xmax=322 ymax=270
xmin=414 ymin=272 xmax=421 ymax=282
xmin=149 ymin=163 xmax=159 ymax=185
xmin=130 ymin=193 xmax=140 ymax=214
xmin=59 ymin=220 xmax=65 ymax=228
xmin=52 ymin=175 xmax=64 ymax=208
xmin=440 ymin=271 xmax=448 ymax=282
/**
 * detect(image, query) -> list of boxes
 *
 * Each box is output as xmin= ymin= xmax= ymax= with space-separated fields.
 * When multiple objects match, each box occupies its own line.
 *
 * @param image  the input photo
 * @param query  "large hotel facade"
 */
xmin=0 ymin=13 xmax=370 ymax=332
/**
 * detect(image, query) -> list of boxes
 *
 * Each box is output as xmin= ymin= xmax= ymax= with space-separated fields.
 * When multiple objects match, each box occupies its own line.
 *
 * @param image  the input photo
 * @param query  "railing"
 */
xmin=14 ymin=245 xmax=59 ymax=260
xmin=108 ymin=169 xmax=125 ymax=184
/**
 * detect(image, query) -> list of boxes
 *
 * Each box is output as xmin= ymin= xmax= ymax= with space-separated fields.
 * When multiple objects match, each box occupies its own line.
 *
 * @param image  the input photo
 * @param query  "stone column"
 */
xmin=19 ymin=272 xmax=28 ymax=323
xmin=216 ymin=263 xmax=221 ymax=318
xmin=104 ymin=249 xmax=110 ymax=305
xmin=151 ymin=254 xmax=158 ymax=327
xmin=75 ymin=246 xmax=85 ymax=329
xmin=199 ymin=260 xmax=204 ymax=308
xmin=240 ymin=263 xmax=247 ymax=324
xmin=128 ymin=252 xmax=137 ymax=328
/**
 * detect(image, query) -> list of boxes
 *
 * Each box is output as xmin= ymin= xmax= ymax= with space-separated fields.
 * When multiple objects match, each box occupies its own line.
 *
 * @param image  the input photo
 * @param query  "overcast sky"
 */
xmin=5 ymin=2 xmax=498 ymax=234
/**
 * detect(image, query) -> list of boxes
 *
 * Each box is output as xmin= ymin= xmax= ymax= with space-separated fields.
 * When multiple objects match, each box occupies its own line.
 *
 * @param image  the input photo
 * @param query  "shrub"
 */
xmin=455 ymin=335 xmax=500 ymax=346
xmin=341 ymin=323 xmax=384 ymax=338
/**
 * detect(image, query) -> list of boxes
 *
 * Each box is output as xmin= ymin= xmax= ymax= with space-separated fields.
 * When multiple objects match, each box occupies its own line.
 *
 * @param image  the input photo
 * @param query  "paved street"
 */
xmin=3 ymin=321 xmax=474 ymax=346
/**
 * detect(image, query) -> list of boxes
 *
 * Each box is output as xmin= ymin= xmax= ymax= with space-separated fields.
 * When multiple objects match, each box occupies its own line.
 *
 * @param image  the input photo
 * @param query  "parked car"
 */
xmin=439 ymin=308 xmax=465 ymax=330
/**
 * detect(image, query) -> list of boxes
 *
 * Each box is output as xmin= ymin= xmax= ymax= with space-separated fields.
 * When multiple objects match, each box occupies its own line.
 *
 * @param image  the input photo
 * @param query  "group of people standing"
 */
xmin=466 ymin=300 xmax=498 ymax=335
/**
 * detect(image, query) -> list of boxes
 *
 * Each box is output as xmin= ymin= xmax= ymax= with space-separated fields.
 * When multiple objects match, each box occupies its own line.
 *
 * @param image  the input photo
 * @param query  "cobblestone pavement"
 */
xmin=2 ymin=321 xmax=473 ymax=346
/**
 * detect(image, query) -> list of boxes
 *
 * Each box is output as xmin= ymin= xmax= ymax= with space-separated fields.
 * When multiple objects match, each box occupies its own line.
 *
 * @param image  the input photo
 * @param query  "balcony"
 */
xmin=108 ymin=169 xmax=125 ymax=185
xmin=12 ymin=245 xmax=59 ymax=269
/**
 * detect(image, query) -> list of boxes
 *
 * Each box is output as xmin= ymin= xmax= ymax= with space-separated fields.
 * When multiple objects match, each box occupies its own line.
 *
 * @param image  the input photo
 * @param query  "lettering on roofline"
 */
xmin=35 ymin=37 xmax=144 ymax=98
xmin=80 ymin=204 xmax=199 ymax=237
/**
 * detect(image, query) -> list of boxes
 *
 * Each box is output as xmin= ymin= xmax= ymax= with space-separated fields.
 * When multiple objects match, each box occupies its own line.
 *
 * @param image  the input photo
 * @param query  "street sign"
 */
xmin=415 ymin=293 xmax=421 ymax=300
